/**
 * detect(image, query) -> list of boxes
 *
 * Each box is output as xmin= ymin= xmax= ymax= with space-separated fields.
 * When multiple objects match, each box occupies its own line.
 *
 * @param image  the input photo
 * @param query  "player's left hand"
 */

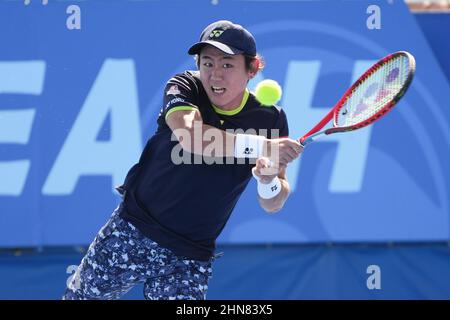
xmin=252 ymin=157 xmax=285 ymax=184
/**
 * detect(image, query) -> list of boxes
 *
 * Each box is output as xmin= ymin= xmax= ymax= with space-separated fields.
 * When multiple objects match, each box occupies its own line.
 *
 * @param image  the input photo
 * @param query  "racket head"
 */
xmin=328 ymin=51 xmax=415 ymax=134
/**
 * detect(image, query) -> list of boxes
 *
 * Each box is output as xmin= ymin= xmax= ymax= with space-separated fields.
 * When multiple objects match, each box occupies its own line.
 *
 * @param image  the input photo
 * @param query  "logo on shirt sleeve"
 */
xmin=166 ymin=97 xmax=186 ymax=109
xmin=166 ymin=85 xmax=181 ymax=96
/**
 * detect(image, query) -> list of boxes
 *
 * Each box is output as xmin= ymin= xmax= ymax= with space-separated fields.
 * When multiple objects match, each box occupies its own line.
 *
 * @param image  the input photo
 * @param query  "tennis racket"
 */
xmin=299 ymin=51 xmax=416 ymax=147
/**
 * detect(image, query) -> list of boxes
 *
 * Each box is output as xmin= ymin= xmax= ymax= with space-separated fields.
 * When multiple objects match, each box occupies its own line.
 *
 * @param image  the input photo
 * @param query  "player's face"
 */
xmin=199 ymin=46 xmax=254 ymax=110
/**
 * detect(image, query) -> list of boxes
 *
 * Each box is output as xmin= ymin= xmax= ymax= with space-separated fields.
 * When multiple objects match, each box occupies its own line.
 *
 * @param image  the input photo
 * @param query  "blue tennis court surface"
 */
xmin=2 ymin=243 xmax=450 ymax=300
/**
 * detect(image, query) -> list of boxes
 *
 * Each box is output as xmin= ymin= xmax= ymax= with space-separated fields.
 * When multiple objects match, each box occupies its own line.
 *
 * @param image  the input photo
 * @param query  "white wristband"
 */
xmin=234 ymin=134 xmax=265 ymax=159
xmin=253 ymin=172 xmax=282 ymax=199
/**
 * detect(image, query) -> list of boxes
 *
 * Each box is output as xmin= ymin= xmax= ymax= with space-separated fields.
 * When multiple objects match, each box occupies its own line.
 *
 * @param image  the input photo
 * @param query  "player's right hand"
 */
xmin=264 ymin=138 xmax=303 ymax=167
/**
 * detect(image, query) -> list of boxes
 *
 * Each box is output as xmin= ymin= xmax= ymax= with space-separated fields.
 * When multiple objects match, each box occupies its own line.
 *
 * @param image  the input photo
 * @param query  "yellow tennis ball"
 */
xmin=254 ymin=79 xmax=282 ymax=106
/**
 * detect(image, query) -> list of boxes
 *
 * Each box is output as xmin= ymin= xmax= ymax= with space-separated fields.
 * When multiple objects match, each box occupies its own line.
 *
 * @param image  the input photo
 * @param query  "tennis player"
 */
xmin=63 ymin=20 xmax=303 ymax=300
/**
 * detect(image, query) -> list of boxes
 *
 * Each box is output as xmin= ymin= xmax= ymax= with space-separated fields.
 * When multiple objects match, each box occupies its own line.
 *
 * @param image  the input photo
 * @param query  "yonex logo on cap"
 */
xmin=209 ymin=30 xmax=224 ymax=38
xmin=188 ymin=21 xmax=256 ymax=57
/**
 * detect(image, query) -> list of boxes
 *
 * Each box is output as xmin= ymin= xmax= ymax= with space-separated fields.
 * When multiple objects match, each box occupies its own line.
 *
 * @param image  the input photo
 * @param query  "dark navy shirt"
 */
xmin=119 ymin=71 xmax=289 ymax=261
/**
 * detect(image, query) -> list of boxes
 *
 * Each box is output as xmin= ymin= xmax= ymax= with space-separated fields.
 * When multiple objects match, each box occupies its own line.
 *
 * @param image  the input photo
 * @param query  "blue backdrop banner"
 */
xmin=1 ymin=0 xmax=449 ymax=247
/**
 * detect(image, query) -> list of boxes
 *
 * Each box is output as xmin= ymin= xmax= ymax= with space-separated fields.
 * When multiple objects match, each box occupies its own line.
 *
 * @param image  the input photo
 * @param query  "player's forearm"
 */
xmin=258 ymin=178 xmax=290 ymax=213
xmin=168 ymin=111 xmax=299 ymax=163
xmin=194 ymin=123 xmax=237 ymax=157
xmin=175 ymin=122 xmax=255 ymax=158
xmin=168 ymin=111 xmax=235 ymax=157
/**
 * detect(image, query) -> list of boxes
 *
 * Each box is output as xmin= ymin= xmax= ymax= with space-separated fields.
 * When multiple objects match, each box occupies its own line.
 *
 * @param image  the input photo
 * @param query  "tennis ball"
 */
xmin=254 ymin=79 xmax=282 ymax=106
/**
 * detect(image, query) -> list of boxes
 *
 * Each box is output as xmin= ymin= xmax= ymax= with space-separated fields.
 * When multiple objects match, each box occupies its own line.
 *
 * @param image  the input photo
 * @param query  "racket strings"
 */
xmin=338 ymin=55 xmax=410 ymax=127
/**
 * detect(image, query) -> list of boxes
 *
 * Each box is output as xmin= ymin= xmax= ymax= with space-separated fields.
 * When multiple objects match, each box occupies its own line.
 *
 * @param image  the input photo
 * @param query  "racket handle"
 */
xmin=299 ymin=138 xmax=306 ymax=148
xmin=299 ymin=131 xmax=327 ymax=146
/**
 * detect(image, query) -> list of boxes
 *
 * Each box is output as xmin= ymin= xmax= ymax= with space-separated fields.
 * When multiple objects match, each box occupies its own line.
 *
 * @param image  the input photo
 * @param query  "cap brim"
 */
xmin=188 ymin=40 xmax=243 ymax=55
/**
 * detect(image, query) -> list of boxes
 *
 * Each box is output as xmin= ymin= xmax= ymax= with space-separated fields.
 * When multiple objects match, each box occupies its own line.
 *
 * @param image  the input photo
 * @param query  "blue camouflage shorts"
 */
xmin=63 ymin=206 xmax=215 ymax=300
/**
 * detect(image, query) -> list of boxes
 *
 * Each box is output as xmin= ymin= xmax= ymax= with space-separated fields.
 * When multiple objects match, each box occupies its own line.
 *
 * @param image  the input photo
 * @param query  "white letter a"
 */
xmin=43 ymin=60 xmax=142 ymax=195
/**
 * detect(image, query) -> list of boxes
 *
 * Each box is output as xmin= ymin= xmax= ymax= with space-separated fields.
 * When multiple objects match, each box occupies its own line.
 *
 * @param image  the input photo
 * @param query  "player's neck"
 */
xmin=212 ymin=89 xmax=249 ymax=114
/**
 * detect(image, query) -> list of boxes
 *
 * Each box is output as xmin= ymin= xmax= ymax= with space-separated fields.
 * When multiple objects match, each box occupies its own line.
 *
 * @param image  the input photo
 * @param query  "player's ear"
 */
xmin=248 ymin=56 xmax=264 ymax=79
xmin=247 ymin=59 xmax=259 ymax=79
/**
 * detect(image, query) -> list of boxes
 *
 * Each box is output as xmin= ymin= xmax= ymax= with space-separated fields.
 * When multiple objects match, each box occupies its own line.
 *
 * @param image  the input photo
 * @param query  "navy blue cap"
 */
xmin=188 ymin=20 xmax=257 ymax=56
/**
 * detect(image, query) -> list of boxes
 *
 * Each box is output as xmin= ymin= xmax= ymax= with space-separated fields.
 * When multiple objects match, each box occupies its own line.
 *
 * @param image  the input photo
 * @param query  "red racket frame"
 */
xmin=299 ymin=51 xmax=416 ymax=146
